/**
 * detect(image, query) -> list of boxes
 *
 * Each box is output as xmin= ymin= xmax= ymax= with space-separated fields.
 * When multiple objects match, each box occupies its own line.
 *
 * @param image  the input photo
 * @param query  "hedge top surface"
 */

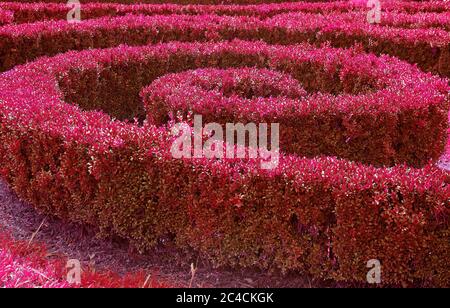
xmin=10 ymin=0 xmax=449 ymax=25
xmin=1 ymin=0 xmax=449 ymax=14
xmin=336 ymin=11 xmax=450 ymax=31
xmin=0 ymin=0 xmax=339 ymax=4
xmin=0 ymin=1 xmax=355 ymax=23
xmin=0 ymin=8 xmax=13 ymax=25
xmin=269 ymin=12 xmax=450 ymax=46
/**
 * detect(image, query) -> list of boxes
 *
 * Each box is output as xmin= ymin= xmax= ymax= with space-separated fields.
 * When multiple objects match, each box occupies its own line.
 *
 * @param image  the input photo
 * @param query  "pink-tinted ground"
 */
xmin=0 ymin=229 xmax=177 ymax=288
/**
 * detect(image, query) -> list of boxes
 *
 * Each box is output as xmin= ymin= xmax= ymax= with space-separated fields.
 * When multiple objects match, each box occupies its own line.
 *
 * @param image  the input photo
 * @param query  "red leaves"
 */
xmin=0 ymin=8 xmax=12 ymax=26
xmin=2 ymin=0 xmax=450 ymax=26
xmin=0 ymin=1 xmax=448 ymax=287
xmin=140 ymin=47 xmax=448 ymax=166
xmin=1 ymin=10 xmax=450 ymax=78
xmin=0 ymin=229 xmax=176 ymax=288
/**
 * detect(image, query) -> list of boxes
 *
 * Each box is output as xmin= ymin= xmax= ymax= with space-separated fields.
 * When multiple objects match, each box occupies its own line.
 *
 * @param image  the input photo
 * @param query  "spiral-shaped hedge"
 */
xmin=0 ymin=1 xmax=449 ymax=286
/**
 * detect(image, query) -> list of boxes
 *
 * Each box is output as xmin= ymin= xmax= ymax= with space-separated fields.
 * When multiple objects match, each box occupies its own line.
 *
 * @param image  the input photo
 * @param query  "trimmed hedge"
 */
xmin=0 ymin=40 xmax=448 ymax=286
xmin=3 ymin=2 xmax=450 ymax=28
xmin=0 ymin=0 xmax=326 ymax=4
xmin=0 ymin=1 xmax=364 ymax=24
xmin=141 ymin=55 xmax=449 ymax=167
xmin=332 ymin=11 xmax=450 ymax=31
xmin=382 ymin=0 xmax=450 ymax=14
xmin=2 ymin=0 xmax=449 ymax=13
xmin=0 ymin=13 xmax=449 ymax=77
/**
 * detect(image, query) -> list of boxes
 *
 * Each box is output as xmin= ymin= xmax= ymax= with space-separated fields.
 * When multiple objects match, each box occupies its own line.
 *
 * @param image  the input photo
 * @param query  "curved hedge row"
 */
xmin=2 ymin=0 xmax=449 ymax=14
xmin=141 ymin=54 xmax=448 ymax=166
xmin=333 ymin=11 xmax=450 ymax=31
xmin=2 ymin=0 xmax=326 ymax=4
xmin=380 ymin=0 xmax=450 ymax=14
xmin=0 ymin=40 xmax=448 ymax=286
xmin=0 ymin=1 xmax=355 ymax=23
xmin=0 ymin=13 xmax=449 ymax=76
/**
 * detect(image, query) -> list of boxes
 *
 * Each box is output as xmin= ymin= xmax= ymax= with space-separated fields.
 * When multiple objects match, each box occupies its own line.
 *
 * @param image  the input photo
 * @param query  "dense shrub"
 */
xmin=0 ymin=1 xmax=363 ymax=23
xmin=0 ymin=13 xmax=449 ymax=77
xmin=0 ymin=40 xmax=448 ymax=286
xmin=2 ymin=2 xmax=450 ymax=27
xmin=141 ymin=54 xmax=448 ymax=166
xmin=331 ymin=11 xmax=450 ymax=30
xmin=0 ymin=0 xmax=358 ymax=5
xmin=2 ymin=0 xmax=449 ymax=13
xmin=0 ymin=8 xmax=12 ymax=25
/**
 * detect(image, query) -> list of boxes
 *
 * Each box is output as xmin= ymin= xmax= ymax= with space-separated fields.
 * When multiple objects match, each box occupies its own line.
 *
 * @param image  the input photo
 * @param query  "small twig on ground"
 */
xmin=28 ymin=267 xmax=50 ymax=281
xmin=28 ymin=218 xmax=46 ymax=248
xmin=142 ymin=273 xmax=152 ymax=288
xmin=189 ymin=258 xmax=199 ymax=288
